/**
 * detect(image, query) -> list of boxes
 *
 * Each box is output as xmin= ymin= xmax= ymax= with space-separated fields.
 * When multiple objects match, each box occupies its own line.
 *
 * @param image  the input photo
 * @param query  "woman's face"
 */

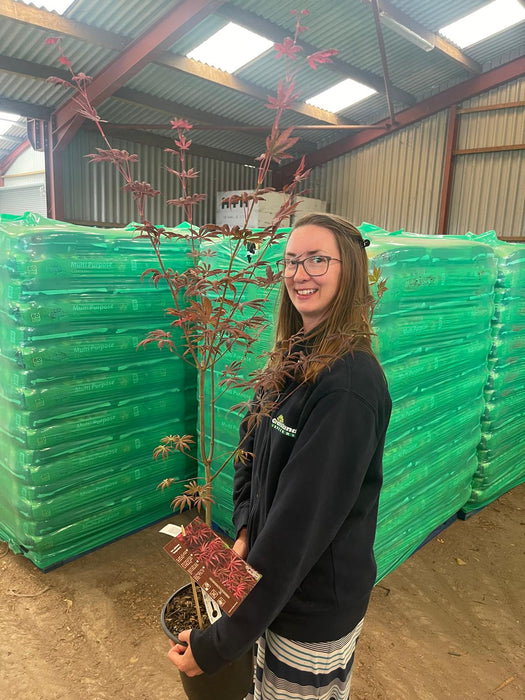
xmin=284 ymin=224 xmax=342 ymax=332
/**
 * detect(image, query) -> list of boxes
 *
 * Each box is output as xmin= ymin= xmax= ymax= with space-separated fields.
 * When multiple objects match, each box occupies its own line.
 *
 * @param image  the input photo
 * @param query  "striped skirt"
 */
xmin=244 ymin=618 xmax=364 ymax=700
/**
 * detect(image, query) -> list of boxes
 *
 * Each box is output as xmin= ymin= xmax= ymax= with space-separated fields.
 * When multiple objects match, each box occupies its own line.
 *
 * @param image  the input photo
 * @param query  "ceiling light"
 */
xmin=187 ymin=22 xmax=273 ymax=73
xmin=439 ymin=0 xmax=525 ymax=48
xmin=306 ymin=79 xmax=377 ymax=113
xmin=20 ymin=0 xmax=73 ymax=13
xmin=380 ymin=12 xmax=434 ymax=52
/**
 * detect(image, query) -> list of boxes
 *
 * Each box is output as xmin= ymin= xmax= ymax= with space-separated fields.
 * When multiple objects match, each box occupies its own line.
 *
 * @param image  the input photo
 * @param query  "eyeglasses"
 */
xmin=276 ymin=255 xmax=342 ymax=278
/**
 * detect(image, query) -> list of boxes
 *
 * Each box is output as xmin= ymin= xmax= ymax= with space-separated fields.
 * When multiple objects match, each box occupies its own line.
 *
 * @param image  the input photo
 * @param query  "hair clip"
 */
xmin=360 ymin=238 xmax=371 ymax=248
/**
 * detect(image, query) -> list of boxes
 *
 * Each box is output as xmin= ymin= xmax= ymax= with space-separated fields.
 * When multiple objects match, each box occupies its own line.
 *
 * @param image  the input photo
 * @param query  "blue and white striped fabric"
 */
xmin=244 ymin=619 xmax=364 ymax=700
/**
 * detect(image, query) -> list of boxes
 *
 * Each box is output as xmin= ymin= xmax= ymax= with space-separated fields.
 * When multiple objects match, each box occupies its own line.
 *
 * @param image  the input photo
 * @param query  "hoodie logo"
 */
xmin=271 ymin=414 xmax=297 ymax=438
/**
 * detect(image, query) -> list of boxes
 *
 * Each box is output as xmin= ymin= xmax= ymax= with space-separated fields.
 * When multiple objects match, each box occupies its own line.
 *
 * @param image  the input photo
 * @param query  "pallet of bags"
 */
xmin=0 ymin=213 xmax=197 ymax=569
xmin=461 ymin=231 xmax=525 ymax=516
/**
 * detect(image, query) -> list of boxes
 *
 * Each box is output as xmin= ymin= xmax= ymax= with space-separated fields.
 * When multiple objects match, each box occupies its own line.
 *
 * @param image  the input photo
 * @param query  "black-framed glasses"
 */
xmin=276 ymin=255 xmax=342 ymax=278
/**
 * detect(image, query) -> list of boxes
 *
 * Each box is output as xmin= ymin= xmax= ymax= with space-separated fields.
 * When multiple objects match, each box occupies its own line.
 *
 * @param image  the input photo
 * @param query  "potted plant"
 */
xmin=161 ymin=515 xmax=260 ymax=699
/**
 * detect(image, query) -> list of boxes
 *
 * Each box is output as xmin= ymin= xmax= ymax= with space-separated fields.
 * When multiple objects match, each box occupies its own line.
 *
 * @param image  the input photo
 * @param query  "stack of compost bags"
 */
xmin=201 ymin=225 xmax=499 ymax=583
xmin=364 ymin=227 xmax=497 ymax=579
xmin=461 ymin=231 xmax=525 ymax=514
xmin=0 ymin=213 xmax=196 ymax=569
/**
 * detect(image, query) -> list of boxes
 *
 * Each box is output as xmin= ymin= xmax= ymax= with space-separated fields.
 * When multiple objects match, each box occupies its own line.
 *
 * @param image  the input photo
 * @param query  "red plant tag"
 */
xmin=164 ymin=516 xmax=261 ymax=616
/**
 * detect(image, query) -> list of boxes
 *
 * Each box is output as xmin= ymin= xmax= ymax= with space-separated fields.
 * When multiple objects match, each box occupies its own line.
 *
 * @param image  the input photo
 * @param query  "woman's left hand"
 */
xmin=167 ymin=629 xmax=204 ymax=677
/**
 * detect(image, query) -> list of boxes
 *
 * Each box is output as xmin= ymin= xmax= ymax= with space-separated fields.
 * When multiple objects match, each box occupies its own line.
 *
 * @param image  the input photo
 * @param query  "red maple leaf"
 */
xmin=306 ymin=49 xmax=339 ymax=70
xmin=170 ymin=118 xmax=193 ymax=130
xmin=266 ymin=79 xmax=300 ymax=112
xmin=58 ymin=55 xmax=72 ymax=69
xmin=274 ymin=37 xmax=302 ymax=61
xmin=175 ymin=134 xmax=192 ymax=151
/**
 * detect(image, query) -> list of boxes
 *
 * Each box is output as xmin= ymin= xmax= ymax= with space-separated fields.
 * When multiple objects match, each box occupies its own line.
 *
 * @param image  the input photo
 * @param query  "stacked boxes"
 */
xmin=0 ymin=213 xmax=197 ymax=569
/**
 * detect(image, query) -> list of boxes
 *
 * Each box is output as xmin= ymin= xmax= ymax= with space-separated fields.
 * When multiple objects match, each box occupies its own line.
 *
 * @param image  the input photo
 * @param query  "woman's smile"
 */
xmin=284 ymin=224 xmax=342 ymax=332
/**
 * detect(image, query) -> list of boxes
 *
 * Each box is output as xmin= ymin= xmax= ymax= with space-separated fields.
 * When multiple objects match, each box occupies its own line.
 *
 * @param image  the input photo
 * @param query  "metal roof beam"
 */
xmin=0 ymin=0 xmax=127 ymax=50
xmin=275 ymin=56 xmax=525 ymax=180
xmin=0 ymin=138 xmax=30 ymax=177
xmin=364 ymin=0 xmax=482 ymax=74
xmin=0 ymin=55 xmax=253 ymax=129
xmin=112 ymin=88 xmax=317 ymax=152
xmin=217 ymin=3 xmax=416 ymax=106
xmin=85 ymin=124 xmax=259 ymax=167
xmin=158 ymin=53 xmax=343 ymax=125
xmin=0 ymin=55 xmax=316 ymax=151
xmin=0 ymin=96 xmax=52 ymax=121
xmin=53 ymin=0 xmax=226 ymax=149
xmin=0 ymin=54 xmax=64 ymax=81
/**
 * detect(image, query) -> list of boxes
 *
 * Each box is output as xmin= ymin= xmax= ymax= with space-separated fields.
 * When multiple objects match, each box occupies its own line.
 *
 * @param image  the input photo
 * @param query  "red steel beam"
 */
xmin=275 ymin=56 xmax=525 ymax=184
xmin=53 ymin=0 xmax=224 ymax=150
xmin=0 ymin=138 xmax=30 ymax=178
xmin=437 ymin=106 xmax=459 ymax=235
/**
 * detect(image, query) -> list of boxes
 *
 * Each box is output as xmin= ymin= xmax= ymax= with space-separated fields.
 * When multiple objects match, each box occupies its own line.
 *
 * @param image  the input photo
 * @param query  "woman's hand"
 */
xmin=167 ymin=630 xmax=203 ymax=677
xmin=232 ymin=527 xmax=248 ymax=559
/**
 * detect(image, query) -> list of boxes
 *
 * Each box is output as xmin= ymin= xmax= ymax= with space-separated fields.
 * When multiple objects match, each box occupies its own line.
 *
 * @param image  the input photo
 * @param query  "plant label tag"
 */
xmin=159 ymin=523 xmax=183 ymax=537
xmin=163 ymin=516 xmax=261 ymax=617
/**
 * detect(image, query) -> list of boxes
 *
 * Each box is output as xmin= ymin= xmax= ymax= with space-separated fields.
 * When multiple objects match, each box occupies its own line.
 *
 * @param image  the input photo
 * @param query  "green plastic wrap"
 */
xmin=0 ymin=357 xmax=190 ymax=412
xmin=461 ymin=231 xmax=525 ymax=512
xmin=0 ymin=214 xmax=198 ymax=569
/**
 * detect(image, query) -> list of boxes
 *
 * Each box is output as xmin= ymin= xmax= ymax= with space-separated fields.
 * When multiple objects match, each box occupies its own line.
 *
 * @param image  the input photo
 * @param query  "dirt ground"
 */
xmin=1 ymin=483 xmax=523 ymax=700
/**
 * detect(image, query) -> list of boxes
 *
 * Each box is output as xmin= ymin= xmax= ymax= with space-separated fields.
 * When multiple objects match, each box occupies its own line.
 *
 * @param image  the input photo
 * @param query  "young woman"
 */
xmin=169 ymin=213 xmax=392 ymax=699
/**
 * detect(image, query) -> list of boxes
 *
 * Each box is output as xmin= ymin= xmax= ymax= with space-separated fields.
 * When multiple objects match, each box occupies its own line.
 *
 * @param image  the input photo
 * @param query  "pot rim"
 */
xmin=160 ymin=582 xmax=194 ymax=644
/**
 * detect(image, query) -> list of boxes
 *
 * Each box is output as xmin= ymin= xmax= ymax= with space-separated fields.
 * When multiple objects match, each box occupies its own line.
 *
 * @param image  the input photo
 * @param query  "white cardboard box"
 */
xmin=216 ymin=190 xmax=326 ymax=228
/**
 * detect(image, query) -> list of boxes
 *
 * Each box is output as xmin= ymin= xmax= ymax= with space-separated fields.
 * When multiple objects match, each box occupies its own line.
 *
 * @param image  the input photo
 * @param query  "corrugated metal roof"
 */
xmin=0 ymin=0 xmax=523 ymax=166
xmin=67 ymin=0 xmax=182 ymax=38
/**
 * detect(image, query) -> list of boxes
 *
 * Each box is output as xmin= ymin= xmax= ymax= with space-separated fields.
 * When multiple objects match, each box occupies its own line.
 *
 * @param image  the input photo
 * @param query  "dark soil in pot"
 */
xmin=161 ymin=583 xmax=254 ymax=700
xmin=162 ymin=585 xmax=211 ymax=635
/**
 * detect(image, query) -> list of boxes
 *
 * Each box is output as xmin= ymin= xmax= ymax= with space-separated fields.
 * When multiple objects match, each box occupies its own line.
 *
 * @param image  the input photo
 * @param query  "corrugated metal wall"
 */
xmin=307 ymin=77 xmax=524 ymax=238
xmin=307 ymin=113 xmax=448 ymax=234
xmin=62 ymin=77 xmax=524 ymax=237
xmin=449 ymin=78 xmax=525 ymax=237
xmin=63 ymin=131 xmax=264 ymax=227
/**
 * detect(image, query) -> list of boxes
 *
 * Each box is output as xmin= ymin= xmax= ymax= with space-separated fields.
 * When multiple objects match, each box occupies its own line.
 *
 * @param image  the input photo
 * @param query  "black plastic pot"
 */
xmin=161 ymin=584 xmax=254 ymax=700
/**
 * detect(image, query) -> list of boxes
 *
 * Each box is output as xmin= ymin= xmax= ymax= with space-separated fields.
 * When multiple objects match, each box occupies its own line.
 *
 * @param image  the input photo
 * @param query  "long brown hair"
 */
xmin=272 ymin=212 xmax=378 ymax=382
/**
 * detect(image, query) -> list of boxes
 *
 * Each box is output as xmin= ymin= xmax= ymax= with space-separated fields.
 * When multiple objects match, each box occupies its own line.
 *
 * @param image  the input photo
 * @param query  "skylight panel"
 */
xmin=20 ymin=1 xmax=73 ymax=13
xmin=0 ymin=111 xmax=21 ymax=136
xmin=306 ymin=79 xmax=377 ymax=113
xmin=439 ymin=0 xmax=525 ymax=49
xmin=187 ymin=22 xmax=273 ymax=73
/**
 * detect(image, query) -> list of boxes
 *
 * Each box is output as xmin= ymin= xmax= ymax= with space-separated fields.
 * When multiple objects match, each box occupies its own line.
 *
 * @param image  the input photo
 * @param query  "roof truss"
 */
xmin=53 ymin=0 xmax=228 ymax=148
xmin=0 ymin=0 xmax=417 ymax=135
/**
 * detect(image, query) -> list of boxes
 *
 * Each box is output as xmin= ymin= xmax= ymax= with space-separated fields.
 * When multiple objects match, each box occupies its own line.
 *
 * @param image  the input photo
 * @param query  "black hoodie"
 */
xmin=191 ymin=349 xmax=392 ymax=674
